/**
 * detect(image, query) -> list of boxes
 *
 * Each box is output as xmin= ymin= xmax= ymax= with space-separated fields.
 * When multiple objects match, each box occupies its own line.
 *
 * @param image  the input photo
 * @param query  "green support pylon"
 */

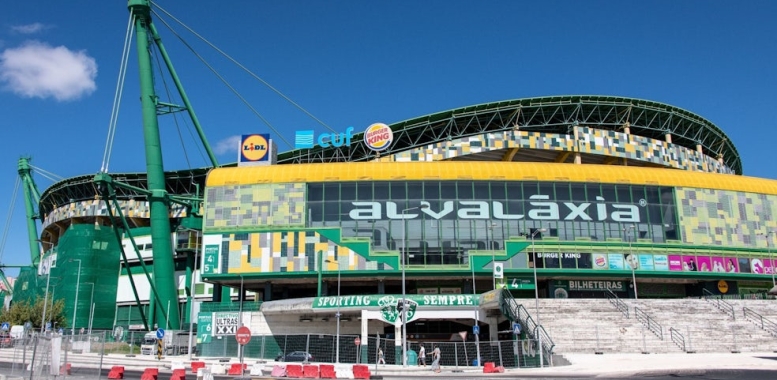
xmin=127 ymin=0 xmax=180 ymax=329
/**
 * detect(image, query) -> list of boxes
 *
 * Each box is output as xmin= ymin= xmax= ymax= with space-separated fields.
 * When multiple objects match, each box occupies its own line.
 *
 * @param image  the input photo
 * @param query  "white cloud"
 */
xmin=0 ymin=41 xmax=97 ymax=101
xmin=213 ymin=135 xmax=242 ymax=155
xmin=11 ymin=23 xmax=48 ymax=34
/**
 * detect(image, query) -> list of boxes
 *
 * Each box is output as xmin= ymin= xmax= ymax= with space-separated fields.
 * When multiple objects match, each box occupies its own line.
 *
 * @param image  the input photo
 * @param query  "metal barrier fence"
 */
xmin=5 ymin=331 xmax=109 ymax=379
xmin=198 ymin=334 xmax=545 ymax=368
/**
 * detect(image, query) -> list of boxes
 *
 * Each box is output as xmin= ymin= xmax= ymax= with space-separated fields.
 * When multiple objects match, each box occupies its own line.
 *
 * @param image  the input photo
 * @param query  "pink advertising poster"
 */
xmin=681 ymin=256 xmax=698 ymax=272
xmin=724 ymin=257 xmax=738 ymax=273
xmin=763 ymin=258 xmax=775 ymax=275
xmin=696 ymin=256 xmax=712 ymax=272
xmin=750 ymin=258 xmax=766 ymax=274
xmin=668 ymin=255 xmax=683 ymax=271
xmin=711 ymin=257 xmax=726 ymax=273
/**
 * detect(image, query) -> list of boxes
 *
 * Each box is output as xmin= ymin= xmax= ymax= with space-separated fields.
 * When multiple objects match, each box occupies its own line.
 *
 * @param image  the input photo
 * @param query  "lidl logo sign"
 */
xmin=241 ymin=134 xmax=270 ymax=162
xmin=295 ymin=127 xmax=354 ymax=149
xmin=364 ymin=123 xmax=393 ymax=152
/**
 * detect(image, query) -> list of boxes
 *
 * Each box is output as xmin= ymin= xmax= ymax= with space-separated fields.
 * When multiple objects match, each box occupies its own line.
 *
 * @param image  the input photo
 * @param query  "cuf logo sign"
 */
xmin=295 ymin=127 xmax=355 ymax=149
xmin=240 ymin=134 xmax=270 ymax=162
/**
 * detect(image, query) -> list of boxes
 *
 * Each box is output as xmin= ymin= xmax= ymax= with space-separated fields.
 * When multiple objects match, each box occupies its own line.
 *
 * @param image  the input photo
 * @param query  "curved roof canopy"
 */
xmin=277 ymin=95 xmax=741 ymax=174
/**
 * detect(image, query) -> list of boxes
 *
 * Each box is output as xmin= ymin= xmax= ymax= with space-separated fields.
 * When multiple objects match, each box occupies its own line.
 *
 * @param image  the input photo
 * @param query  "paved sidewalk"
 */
xmin=0 ymin=349 xmax=775 ymax=378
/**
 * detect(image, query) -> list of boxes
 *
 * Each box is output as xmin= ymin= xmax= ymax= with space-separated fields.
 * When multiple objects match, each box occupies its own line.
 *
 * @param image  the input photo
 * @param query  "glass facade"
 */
xmin=307 ymin=181 xmax=677 ymax=266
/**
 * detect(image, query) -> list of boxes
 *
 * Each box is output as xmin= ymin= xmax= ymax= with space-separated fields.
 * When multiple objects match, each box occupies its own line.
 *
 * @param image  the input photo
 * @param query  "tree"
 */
xmin=0 ymin=297 xmax=67 ymax=330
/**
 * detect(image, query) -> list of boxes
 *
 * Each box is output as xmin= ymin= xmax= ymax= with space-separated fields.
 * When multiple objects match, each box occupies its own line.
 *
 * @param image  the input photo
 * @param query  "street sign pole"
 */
xmin=235 ymin=326 xmax=252 ymax=378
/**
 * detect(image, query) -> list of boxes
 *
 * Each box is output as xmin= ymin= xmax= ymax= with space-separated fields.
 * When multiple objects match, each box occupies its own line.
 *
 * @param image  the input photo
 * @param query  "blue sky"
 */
xmin=0 ymin=1 xmax=775 ymax=273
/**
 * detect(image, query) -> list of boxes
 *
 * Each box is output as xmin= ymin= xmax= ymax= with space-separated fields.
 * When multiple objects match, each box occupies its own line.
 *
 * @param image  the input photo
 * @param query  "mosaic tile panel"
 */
xmin=676 ymin=187 xmax=777 ymax=247
xmin=42 ymin=199 xmax=188 ymax=228
xmin=377 ymin=128 xmax=733 ymax=174
xmin=222 ymin=231 xmax=380 ymax=274
xmin=204 ymin=183 xmax=306 ymax=231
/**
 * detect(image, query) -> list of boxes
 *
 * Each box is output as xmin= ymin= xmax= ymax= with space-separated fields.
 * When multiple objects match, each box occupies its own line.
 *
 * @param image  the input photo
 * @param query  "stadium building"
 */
xmin=13 ymin=0 xmax=777 ymax=366
xmin=25 ymin=94 xmax=777 ymax=361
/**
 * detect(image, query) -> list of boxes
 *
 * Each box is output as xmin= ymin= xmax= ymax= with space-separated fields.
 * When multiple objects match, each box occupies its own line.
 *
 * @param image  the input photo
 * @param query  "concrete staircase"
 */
xmin=510 ymin=298 xmax=777 ymax=354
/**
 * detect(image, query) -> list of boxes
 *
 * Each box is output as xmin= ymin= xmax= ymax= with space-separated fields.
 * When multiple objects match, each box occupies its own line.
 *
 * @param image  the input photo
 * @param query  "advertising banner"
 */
xmin=213 ymin=312 xmax=239 ymax=335
xmin=653 ymin=255 xmax=668 ymax=271
xmin=197 ymin=313 xmax=213 ymax=343
xmin=696 ymin=256 xmax=712 ymax=272
xmin=668 ymin=255 xmax=683 ymax=271
xmin=592 ymin=253 xmax=608 ymax=270
xmin=608 ymin=254 xmax=625 ymax=270
xmin=203 ymin=245 xmax=220 ymax=274
xmin=638 ymin=255 xmax=655 ymax=270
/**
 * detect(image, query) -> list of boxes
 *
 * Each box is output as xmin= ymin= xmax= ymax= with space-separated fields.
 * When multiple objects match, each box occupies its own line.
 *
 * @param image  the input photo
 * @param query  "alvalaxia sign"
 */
xmin=348 ymin=195 xmax=645 ymax=222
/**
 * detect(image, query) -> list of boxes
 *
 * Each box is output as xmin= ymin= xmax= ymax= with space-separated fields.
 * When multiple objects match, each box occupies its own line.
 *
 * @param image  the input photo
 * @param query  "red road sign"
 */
xmin=354 ymin=337 xmax=361 ymax=346
xmin=236 ymin=326 xmax=252 ymax=345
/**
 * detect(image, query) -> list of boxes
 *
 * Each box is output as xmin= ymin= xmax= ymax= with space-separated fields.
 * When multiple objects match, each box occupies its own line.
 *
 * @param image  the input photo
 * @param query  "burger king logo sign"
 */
xmin=364 ymin=123 xmax=393 ymax=152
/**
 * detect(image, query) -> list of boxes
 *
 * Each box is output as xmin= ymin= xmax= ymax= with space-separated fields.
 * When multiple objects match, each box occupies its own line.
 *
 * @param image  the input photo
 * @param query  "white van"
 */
xmin=9 ymin=325 xmax=25 ymax=341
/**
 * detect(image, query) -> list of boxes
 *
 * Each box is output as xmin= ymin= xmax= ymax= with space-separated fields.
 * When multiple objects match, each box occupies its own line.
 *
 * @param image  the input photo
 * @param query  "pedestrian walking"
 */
xmin=431 ymin=345 xmax=441 ymax=373
xmin=419 ymin=344 xmax=426 ymax=367
xmin=378 ymin=347 xmax=385 ymax=365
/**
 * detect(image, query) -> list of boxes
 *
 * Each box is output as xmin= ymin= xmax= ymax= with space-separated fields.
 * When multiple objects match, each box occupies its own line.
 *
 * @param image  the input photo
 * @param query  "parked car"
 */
xmin=275 ymin=351 xmax=314 ymax=362
xmin=0 ymin=333 xmax=12 ymax=348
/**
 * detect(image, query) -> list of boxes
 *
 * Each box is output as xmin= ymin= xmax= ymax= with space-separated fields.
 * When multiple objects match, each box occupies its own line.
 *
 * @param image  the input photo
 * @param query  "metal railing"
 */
xmin=499 ymin=289 xmax=554 ymax=365
xmin=668 ymin=327 xmax=685 ymax=351
xmin=634 ymin=307 xmax=663 ymax=340
xmin=702 ymin=289 xmax=735 ymax=320
xmin=199 ymin=334 xmax=548 ymax=368
xmin=605 ymin=289 xmax=629 ymax=318
xmin=743 ymin=307 xmax=777 ymax=337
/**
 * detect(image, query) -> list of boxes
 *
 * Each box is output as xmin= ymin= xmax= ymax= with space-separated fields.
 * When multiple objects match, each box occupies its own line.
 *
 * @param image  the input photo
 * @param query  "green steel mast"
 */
xmin=18 ymin=157 xmax=41 ymax=264
xmin=128 ymin=0 xmax=179 ymax=329
xmin=126 ymin=0 xmax=219 ymax=329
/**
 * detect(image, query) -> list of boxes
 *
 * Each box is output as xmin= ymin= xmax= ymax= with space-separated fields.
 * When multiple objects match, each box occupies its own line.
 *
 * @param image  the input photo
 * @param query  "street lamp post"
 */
xmin=70 ymin=259 xmax=82 ymax=335
xmin=624 ymin=225 xmax=637 ymax=300
xmin=38 ymin=240 xmax=54 ymax=334
xmin=85 ymin=282 xmax=95 ymax=334
xmin=326 ymin=259 xmax=341 ymax=363
xmin=470 ymin=253 xmax=481 ymax=368
xmin=760 ymin=231 xmax=776 ymax=286
xmin=40 ymin=263 xmax=53 ymax=333
xmin=488 ymin=222 xmax=497 ymax=289
xmin=177 ymin=226 xmax=202 ymax=361
xmin=530 ymin=228 xmax=546 ymax=368
xmin=400 ymin=204 xmax=427 ymax=367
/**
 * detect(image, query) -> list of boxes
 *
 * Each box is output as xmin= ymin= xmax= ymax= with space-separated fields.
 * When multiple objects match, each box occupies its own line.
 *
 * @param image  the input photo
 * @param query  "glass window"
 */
xmin=457 ymin=182 xmax=474 ymax=199
xmin=506 ymin=182 xmax=523 ymax=200
xmin=523 ymin=182 xmax=539 ymax=197
xmin=341 ymin=182 xmax=356 ymax=201
xmin=586 ymin=184 xmax=602 ymax=201
xmin=601 ymin=185 xmax=616 ymax=203
xmin=390 ymin=182 xmax=407 ymax=199
xmin=474 ymin=182 xmax=490 ymax=200
xmin=374 ymin=183 xmax=389 ymax=200
xmin=491 ymin=182 xmax=507 ymax=200
xmin=441 ymin=182 xmax=457 ymax=200
xmin=357 ymin=182 xmax=373 ymax=201
xmin=425 ymin=181 xmax=440 ymax=200
xmin=555 ymin=183 xmax=571 ymax=201
xmin=407 ymin=182 xmax=423 ymax=200
xmin=570 ymin=184 xmax=586 ymax=202
xmin=538 ymin=183 xmax=554 ymax=198
xmin=324 ymin=183 xmax=340 ymax=201
xmin=616 ymin=185 xmax=631 ymax=203
xmin=560 ymin=253 xmax=577 ymax=268
xmin=323 ymin=201 xmax=339 ymax=221
xmin=308 ymin=183 xmax=324 ymax=202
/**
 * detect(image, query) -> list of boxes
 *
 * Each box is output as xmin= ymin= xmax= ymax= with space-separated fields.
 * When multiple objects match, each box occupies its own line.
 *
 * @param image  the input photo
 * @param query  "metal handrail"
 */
xmin=605 ymin=289 xmax=629 ymax=318
xmin=500 ymin=289 xmax=555 ymax=364
xmin=743 ymin=307 xmax=777 ymax=337
xmin=702 ymin=288 xmax=735 ymax=320
xmin=668 ymin=327 xmax=685 ymax=351
xmin=634 ymin=307 xmax=663 ymax=340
